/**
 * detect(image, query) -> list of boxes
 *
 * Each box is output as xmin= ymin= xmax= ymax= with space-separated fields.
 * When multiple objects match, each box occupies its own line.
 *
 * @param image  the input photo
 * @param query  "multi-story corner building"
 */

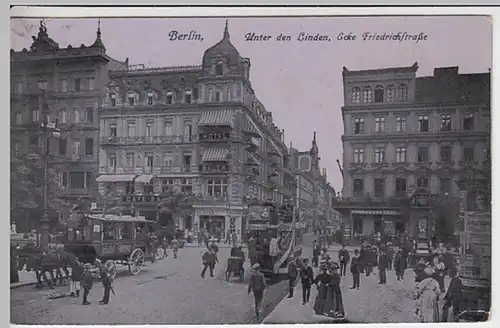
xmin=335 ymin=62 xmax=490 ymax=239
xmin=288 ymin=133 xmax=340 ymax=233
xmin=97 ymin=22 xmax=293 ymax=240
xmin=10 ymin=22 xmax=127 ymax=221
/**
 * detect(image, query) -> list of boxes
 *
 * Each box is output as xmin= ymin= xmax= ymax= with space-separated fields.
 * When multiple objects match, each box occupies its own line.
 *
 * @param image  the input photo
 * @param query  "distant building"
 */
xmin=97 ymin=21 xmax=295 ymax=240
xmin=10 ymin=21 xmax=127 ymax=222
xmin=335 ymin=63 xmax=490 ymax=239
xmin=288 ymin=132 xmax=340 ymax=233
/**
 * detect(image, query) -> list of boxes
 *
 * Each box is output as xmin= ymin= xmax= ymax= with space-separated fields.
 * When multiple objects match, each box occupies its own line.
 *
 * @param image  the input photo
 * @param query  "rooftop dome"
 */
xmin=202 ymin=20 xmax=241 ymax=66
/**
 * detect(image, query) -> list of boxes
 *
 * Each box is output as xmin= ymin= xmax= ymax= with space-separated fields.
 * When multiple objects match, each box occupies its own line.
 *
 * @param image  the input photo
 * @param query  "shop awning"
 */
xmin=202 ymin=148 xmax=229 ymax=162
xmin=198 ymin=110 xmax=233 ymax=127
xmin=96 ymin=174 xmax=136 ymax=183
xmin=135 ymin=174 xmax=153 ymax=183
xmin=87 ymin=214 xmax=148 ymax=223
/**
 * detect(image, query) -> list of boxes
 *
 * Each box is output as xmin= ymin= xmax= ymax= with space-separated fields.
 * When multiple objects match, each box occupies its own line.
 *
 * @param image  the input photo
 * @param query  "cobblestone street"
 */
xmin=10 ymin=246 xmax=287 ymax=325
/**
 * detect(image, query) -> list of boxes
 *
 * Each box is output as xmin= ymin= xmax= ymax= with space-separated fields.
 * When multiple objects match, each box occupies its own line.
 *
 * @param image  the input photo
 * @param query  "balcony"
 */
xmin=100 ymin=135 xmax=198 ymax=146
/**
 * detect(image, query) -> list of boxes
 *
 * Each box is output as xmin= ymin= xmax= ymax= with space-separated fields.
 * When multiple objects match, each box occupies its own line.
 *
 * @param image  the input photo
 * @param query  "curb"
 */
xmin=11 ymin=281 xmax=37 ymax=290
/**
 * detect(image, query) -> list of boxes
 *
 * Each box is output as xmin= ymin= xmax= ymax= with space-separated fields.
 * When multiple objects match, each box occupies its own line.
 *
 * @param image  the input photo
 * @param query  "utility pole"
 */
xmin=39 ymin=113 xmax=60 ymax=250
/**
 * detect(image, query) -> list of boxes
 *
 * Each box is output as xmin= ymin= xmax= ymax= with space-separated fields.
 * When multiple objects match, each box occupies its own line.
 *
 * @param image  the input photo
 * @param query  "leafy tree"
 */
xmin=157 ymin=191 xmax=199 ymax=227
xmin=11 ymin=151 xmax=71 ymax=231
xmin=432 ymin=196 xmax=460 ymax=242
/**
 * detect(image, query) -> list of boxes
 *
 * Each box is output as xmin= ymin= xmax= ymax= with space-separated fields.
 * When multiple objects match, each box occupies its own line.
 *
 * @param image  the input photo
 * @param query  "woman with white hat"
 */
xmin=248 ymin=263 xmax=266 ymax=317
xmin=313 ymin=260 xmax=333 ymax=316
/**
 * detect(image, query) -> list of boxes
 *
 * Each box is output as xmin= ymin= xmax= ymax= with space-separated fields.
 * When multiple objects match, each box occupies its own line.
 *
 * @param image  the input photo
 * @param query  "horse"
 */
xmin=18 ymin=243 xmax=73 ymax=289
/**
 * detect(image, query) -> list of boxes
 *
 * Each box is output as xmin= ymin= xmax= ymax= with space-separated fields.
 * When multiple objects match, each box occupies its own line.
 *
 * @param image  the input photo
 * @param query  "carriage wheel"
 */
xmin=128 ymin=248 xmax=144 ymax=276
xmin=104 ymin=260 xmax=117 ymax=280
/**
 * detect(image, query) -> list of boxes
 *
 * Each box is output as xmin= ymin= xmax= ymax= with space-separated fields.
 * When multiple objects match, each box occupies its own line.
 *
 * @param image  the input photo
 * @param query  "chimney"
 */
xmin=282 ymin=129 xmax=285 ymax=142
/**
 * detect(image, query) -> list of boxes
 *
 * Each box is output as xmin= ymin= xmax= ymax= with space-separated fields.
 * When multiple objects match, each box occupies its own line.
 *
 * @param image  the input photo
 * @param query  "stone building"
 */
xmin=97 ymin=21 xmax=294 ymax=239
xmin=288 ymin=132 xmax=339 ymax=233
xmin=10 ymin=21 xmax=127 ymax=221
xmin=335 ymin=63 xmax=490 ymax=239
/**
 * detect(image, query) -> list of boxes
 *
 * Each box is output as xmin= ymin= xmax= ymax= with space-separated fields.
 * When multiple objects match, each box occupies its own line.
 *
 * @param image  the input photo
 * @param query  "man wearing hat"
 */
xmin=248 ymin=263 xmax=267 ymax=317
xmin=299 ymin=258 xmax=314 ymax=304
xmin=287 ymin=256 xmax=299 ymax=298
xmin=81 ymin=263 xmax=93 ymax=305
xmin=350 ymin=249 xmax=361 ymax=290
xmin=312 ymin=240 xmax=321 ymax=268
xmin=442 ymin=266 xmax=463 ymax=322
xmin=338 ymin=244 xmax=350 ymax=277
xmin=95 ymin=258 xmax=113 ymax=305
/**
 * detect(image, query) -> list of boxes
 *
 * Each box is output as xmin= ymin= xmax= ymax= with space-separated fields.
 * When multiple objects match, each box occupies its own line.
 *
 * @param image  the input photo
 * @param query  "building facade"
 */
xmin=10 ymin=22 xmax=127 ymax=224
xmin=335 ymin=63 xmax=490 ymax=239
xmin=288 ymin=133 xmax=340 ymax=232
xmin=97 ymin=22 xmax=294 ymax=240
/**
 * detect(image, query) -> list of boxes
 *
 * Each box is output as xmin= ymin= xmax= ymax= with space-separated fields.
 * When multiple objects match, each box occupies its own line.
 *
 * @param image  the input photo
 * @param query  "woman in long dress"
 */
xmin=414 ymin=265 xmax=441 ymax=322
xmin=313 ymin=261 xmax=333 ymax=316
xmin=329 ymin=262 xmax=345 ymax=318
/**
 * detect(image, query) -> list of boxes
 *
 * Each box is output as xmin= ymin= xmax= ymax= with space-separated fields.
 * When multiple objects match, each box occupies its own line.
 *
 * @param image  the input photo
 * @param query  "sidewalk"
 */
xmin=11 ymin=270 xmax=37 ymax=289
xmin=263 ymin=266 xmax=419 ymax=324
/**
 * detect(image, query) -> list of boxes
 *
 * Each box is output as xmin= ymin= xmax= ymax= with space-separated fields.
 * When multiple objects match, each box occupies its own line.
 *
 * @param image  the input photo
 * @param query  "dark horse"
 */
xmin=18 ymin=242 xmax=76 ymax=289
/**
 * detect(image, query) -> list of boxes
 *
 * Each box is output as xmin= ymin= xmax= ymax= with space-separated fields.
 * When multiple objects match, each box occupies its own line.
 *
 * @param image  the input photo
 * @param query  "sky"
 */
xmin=10 ymin=16 xmax=492 ymax=192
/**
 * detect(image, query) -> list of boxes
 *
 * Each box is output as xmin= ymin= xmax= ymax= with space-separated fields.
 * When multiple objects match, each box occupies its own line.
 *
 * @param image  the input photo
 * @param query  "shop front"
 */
xmin=193 ymin=205 xmax=244 ymax=242
xmin=350 ymin=209 xmax=405 ymax=236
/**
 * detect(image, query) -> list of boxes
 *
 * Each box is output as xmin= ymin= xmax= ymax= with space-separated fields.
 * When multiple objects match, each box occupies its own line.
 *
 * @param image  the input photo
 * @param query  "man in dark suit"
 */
xmin=287 ymin=257 xmax=299 ymax=298
xmin=248 ymin=263 xmax=267 ymax=317
xmin=96 ymin=259 xmax=113 ymax=305
xmin=338 ymin=244 xmax=350 ymax=277
xmin=386 ymin=242 xmax=394 ymax=270
xmin=350 ymin=249 xmax=361 ymax=290
xmin=299 ymin=258 xmax=314 ymax=304
xmin=442 ymin=267 xmax=463 ymax=322
xmin=378 ymin=249 xmax=388 ymax=284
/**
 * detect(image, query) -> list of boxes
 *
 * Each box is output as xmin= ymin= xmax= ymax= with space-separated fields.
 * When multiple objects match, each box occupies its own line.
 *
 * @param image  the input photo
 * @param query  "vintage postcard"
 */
xmin=10 ymin=8 xmax=492 ymax=326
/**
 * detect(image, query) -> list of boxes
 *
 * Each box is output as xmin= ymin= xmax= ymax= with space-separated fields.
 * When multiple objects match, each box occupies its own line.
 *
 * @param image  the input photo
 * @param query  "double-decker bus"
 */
xmin=246 ymin=201 xmax=304 ymax=277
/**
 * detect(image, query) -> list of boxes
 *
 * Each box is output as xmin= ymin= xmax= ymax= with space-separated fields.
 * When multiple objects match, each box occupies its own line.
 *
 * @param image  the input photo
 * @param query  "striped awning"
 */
xmin=96 ymin=174 xmax=136 ymax=182
xmin=135 ymin=174 xmax=153 ymax=183
xmin=198 ymin=110 xmax=233 ymax=127
xmin=202 ymin=148 xmax=229 ymax=162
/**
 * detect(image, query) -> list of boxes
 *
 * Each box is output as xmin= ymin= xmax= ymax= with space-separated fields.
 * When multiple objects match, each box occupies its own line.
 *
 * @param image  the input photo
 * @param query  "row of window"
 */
xmin=350 ymin=84 xmax=409 ymax=104
xmin=15 ymin=107 xmax=95 ymax=125
xmin=106 ymin=178 xmax=228 ymax=198
xmin=59 ymin=171 xmax=94 ymax=190
xmin=13 ymin=77 xmax=95 ymax=94
xmin=353 ymin=144 xmax=478 ymax=164
xmin=353 ymin=112 xmax=476 ymax=134
xmin=107 ymin=151 xmax=192 ymax=169
xmin=109 ymin=88 xmax=196 ymax=108
xmin=18 ymin=136 xmax=95 ymax=157
xmin=107 ymin=120 xmax=193 ymax=138
xmin=352 ymin=176 xmax=453 ymax=198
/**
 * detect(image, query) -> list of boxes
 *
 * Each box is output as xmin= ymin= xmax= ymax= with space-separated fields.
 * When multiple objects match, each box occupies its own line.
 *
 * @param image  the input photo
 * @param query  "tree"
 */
xmin=157 ymin=191 xmax=199 ymax=227
xmin=432 ymin=196 xmax=460 ymax=242
xmin=11 ymin=151 xmax=71 ymax=231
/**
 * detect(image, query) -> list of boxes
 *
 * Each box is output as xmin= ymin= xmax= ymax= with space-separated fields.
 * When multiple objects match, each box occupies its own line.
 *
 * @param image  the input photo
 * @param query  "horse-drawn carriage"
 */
xmin=64 ymin=213 xmax=159 ymax=279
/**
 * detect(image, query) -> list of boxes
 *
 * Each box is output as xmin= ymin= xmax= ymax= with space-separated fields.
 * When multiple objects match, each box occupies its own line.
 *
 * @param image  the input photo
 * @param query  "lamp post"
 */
xmin=39 ymin=113 xmax=60 ymax=250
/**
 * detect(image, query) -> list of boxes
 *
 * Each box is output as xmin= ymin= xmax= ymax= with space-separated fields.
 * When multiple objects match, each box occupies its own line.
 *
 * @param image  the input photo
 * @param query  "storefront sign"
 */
xmin=351 ymin=210 xmax=399 ymax=216
xmin=196 ymin=209 xmax=227 ymax=216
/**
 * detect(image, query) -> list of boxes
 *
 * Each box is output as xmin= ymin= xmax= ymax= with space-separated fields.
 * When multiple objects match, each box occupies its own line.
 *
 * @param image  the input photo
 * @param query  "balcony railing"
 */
xmin=100 ymin=135 xmax=198 ymax=146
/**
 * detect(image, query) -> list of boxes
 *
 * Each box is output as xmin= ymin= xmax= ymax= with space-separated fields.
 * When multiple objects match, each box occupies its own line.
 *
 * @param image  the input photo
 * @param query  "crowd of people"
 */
xmin=309 ymin=238 xmax=463 ymax=323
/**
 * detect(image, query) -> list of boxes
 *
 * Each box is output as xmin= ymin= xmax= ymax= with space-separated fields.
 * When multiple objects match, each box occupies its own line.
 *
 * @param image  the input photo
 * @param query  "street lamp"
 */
xmin=39 ymin=113 xmax=60 ymax=250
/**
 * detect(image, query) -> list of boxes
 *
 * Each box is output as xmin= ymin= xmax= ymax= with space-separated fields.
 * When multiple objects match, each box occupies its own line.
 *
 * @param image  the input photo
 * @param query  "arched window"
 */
xmin=351 ymin=87 xmax=361 ymax=103
xmin=374 ymin=85 xmax=384 ymax=103
xmin=362 ymin=86 xmax=373 ymax=103
xmin=215 ymin=62 xmax=223 ymax=76
xmin=386 ymin=85 xmax=396 ymax=102
xmin=398 ymin=84 xmax=408 ymax=101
